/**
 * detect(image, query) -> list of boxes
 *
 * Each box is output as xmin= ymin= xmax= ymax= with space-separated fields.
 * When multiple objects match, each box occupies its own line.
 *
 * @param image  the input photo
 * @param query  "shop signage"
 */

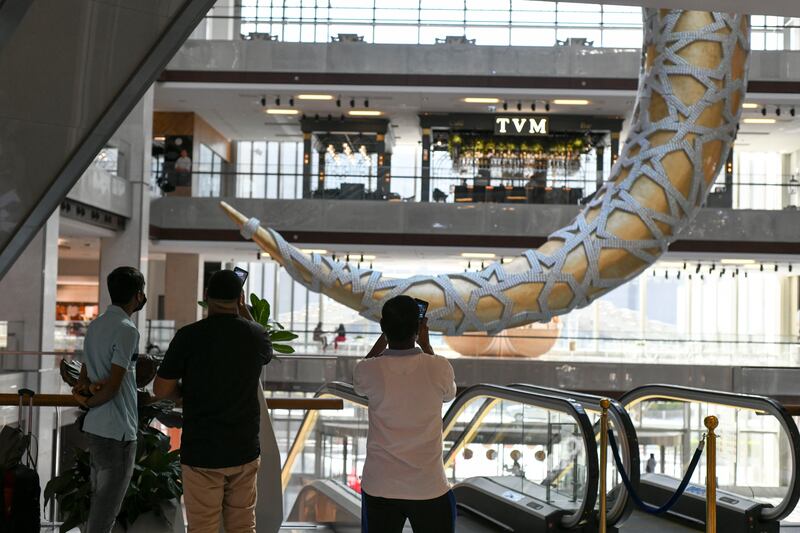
xmin=494 ymin=116 xmax=549 ymax=136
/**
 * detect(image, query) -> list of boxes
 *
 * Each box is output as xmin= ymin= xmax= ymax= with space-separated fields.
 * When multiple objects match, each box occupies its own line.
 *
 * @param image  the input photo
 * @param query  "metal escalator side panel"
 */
xmin=0 ymin=0 xmax=217 ymax=279
xmin=287 ymin=479 xmax=361 ymax=527
xmin=620 ymin=384 xmax=800 ymax=524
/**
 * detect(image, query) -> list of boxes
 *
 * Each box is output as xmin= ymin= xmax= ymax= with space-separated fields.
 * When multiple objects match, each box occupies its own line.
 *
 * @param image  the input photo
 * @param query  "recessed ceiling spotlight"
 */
xmin=792 ymin=108 xmax=797 ymax=117
xmin=350 ymin=98 xmax=355 ymax=108
xmin=761 ymin=107 xmax=767 ymax=116
xmin=336 ymin=97 xmax=341 ymax=107
xmin=545 ymin=102 xmax=551 ymax=112
xmin=260 ymin=96 xmax=266 ymax=107
xmin=364 ymin=99 xmax=369 ymax=108
xmin=516 ymin=101 xmax=522 ymax=111
xmin=776 ymin=107 xmax=781 ymax=116
xmin=502 ymin=101 xmax=508 ymax=111
xmin=275 ymin=96 xmax=281 ymax=106
xmin=289 ymin=98 xmax=294 ymax=106
xmin=531 ymin=102 xmax=536 ymax=112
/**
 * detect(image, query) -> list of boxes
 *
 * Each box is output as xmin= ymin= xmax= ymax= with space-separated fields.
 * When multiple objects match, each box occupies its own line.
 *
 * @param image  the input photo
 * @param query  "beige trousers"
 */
xmin=182 ymin=458 xmax=260 ymax=533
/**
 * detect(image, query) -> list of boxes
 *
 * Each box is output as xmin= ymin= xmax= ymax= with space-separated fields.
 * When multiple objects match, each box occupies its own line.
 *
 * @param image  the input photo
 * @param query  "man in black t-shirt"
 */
xmin=154 ymin=270 xmax=272 ymax=533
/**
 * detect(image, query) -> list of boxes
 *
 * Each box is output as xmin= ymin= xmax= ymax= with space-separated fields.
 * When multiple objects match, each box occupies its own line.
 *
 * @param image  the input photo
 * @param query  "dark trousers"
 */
xmin=361 ymin=490 xmax=456 ymax=533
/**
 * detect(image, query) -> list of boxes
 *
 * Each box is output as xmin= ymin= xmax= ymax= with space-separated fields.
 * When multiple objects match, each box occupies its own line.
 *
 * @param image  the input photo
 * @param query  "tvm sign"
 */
xmin=494 ymin=116 xmax=549 ymax=136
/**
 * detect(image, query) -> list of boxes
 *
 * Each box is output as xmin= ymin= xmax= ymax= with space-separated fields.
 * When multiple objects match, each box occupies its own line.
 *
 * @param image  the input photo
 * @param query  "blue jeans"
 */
xmin=85 ymin=433 xmax=137 ymax=533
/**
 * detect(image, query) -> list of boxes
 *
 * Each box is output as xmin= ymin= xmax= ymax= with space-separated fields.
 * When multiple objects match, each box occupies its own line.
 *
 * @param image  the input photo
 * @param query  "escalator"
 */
xmin=280 ymin=382 xmax=608 ymax=532
xmin=512 ymin=383 xmax=800 ymax=532
xmin=616 ymin=385 xmax=800 ymax=532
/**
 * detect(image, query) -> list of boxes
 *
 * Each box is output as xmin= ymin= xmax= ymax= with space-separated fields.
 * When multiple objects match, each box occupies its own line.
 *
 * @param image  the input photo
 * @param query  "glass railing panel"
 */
xmin=623 ymin=392 xmax=798 ymax=523
xmin=446 ymin=398 xmax=590 ymax=513
xmin=282 ymin=395 xmax=369 ymax=517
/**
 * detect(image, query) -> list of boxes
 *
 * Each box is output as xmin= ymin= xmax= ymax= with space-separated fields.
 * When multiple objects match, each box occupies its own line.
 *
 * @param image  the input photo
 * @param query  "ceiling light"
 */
xmin=364 ymin=99 xmax=369 ymax=108
xmin=776 ymin=107 xmax=781 ymax=116
xmin=792 ymin=108 xmax=797 ymax=117
xmin=464 ymin=97 xmax=500 ymax=104
xmin=502 ymin=101 xmax=508 ymax=111
xmin=289 ymin=98 xmax=294 ymax=106
xmin=743 ymin=118 xmax=776 ymax=124
xmin=297 ymin=94 xmax=334 ymax=100
xmin=761 ymin=107 xmax=767 ymax=116
xmin=349 ymin=98 xmax=355 ymax=108
xmin=531 ymin=102 xmax=536 ymax=112
xmin=461 ymin=252 xmax=496 ymax=259
xmin=300 ymin=249 xmax=327 ymax=254
xmin=259 ymin=96 xmax=266 ymax=107
xmin=275 ymin=96 xmax=281 ymax=106
xmin=516 ymin=102 xmax=522 ymax=111
xmin=553 ymin=99 xmax=590 ymax=105
xmin=336 ymin=98 xmax=341 ymax=107
xmin=361 ymin=255 xmax=376 ymax=260
xmin=720 ymin=259 xmax=755 ymax=265
xmin=153 ymin=136 xmax=165 ymax=142
xmin=545 ymin=102 xmax=551 ymax=112
xmin=266 ymin=109 xmax=299 ymax=115
xmin=349 ymin=110 xmax=382 ymax=116
xmin=741 ymin=103 xmax=759 ymax=109
xmin=259 ymin=252 xmax=272 ymax=260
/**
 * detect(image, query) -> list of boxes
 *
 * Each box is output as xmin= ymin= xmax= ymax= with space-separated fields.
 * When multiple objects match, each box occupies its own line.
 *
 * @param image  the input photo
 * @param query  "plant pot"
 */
xmin=111 ymin=499 xmax=184 ymax=533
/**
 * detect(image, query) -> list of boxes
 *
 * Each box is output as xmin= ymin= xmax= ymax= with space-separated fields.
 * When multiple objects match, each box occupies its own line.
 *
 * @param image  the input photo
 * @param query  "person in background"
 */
xmin=646 ymin=453 xmax=657 ymax=474
xmin=334 ymin=323 xmax=346 ymax=349
xmin=312 ymin=322 xmax=329 ymax=352
xmin=153 ymin=270 xmax=273 ymax=533
xmin=354 ymin=296 xmax=457 ymax=533
xmin=73 ymin=266 xmax=146 ymax=533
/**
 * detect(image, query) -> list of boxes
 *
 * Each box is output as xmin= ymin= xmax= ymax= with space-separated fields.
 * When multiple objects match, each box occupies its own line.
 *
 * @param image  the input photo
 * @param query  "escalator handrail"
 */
xmin=441 ymin=383 xmax=599 ymax=531
xmin=620 ymin=383 xmax=800 ymax=523
xmin=508 ymin=383 xmax=639 ymax=527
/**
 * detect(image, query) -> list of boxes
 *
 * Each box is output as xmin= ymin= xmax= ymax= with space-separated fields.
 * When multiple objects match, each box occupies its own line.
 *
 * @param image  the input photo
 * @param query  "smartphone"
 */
xmin=233 ymin=266 xmax=249 ymax=285
xmin=414 ymin=298 xmax=429 ymax=321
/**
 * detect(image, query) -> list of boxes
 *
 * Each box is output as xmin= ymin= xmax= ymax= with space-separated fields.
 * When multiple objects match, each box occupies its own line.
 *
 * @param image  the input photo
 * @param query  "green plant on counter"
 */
xmin=44 ymin=403 xmax=182 ymax=532
xmin=198 ymin=293 xmax=297 ymax=354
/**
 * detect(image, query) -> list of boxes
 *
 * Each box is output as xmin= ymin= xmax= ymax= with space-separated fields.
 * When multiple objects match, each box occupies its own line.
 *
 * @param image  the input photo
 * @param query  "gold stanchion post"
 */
xmin=599 ymin=398 xmax=610 ymax=533
xmin=705 ymin=415 xmax=718 ymax=533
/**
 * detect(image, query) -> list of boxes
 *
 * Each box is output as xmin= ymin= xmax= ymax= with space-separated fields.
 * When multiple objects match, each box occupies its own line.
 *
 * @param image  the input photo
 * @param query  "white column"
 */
xmin=98 ymin=89 xmax=153 ymax=348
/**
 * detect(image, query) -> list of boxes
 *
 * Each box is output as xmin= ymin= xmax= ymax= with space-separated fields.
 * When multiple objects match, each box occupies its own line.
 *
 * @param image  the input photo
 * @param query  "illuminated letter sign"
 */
xmin=494 ymin=116 xmax=549 ymax=136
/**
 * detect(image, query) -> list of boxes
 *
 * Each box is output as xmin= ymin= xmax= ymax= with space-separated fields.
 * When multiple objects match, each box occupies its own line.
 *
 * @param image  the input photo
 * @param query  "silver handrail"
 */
xmin=620 ymin=384 xmax=800 ymax=523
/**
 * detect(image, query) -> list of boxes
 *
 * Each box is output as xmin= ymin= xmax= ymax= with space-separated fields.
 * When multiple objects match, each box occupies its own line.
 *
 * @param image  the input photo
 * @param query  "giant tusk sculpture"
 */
xmin=222 ymin=10 xmax=749 ymax=335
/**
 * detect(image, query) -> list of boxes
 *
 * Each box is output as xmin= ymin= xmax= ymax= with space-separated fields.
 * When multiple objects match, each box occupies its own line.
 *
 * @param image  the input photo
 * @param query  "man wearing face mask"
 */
xmin=73 ymin=266 xmax=146 ymax=533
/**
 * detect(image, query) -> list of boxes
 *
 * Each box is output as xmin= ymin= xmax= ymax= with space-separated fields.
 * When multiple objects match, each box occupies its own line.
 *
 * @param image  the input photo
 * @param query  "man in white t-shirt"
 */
xmin=353 ymin=295 xmax=458 ymax=533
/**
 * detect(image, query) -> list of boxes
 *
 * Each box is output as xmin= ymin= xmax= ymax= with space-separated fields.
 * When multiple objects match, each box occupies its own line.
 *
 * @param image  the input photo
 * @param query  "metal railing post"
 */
xmin=705 ymin=415 xmax=718 ymax=533
xmin=599 ymin=398 xmax=610 ymax=533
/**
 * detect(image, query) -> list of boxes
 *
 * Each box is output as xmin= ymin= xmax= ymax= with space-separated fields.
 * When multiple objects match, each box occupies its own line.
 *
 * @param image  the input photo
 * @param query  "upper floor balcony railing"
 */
xmin=192 ymin=2 xmax=800 ymax=51
xmin=152 ymin=168 xmax=800 ymax=211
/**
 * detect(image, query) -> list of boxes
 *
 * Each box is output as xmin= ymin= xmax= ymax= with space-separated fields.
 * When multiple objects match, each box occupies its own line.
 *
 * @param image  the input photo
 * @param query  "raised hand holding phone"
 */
xmin=417 ymin=318 xmax=434 ymax=355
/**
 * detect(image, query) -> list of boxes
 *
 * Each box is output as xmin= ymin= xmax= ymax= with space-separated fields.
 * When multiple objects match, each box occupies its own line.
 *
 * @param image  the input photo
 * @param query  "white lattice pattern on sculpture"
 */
xmin=228 ymin=10 xmax=749 ymax=335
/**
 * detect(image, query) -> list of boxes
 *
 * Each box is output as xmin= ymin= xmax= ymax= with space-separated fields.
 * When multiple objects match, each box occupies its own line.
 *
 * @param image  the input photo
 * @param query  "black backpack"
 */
xmin=0 ymin=390 xmax=40 ymax=532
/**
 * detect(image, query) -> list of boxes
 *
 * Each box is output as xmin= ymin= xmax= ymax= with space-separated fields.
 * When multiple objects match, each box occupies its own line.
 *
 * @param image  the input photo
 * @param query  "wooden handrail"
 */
xmin=0 ymin=394 xmax=343 ymax=410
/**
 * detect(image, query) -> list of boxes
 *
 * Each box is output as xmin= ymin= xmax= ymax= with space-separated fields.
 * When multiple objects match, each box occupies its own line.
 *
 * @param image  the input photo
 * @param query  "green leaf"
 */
xmin=269 ymin=330 xmax=298 ymax=342
xmin=197 ymin=300 xmax=207 ymax=309
xmin=273 ymin=321 xmax=285 ymax=329
xmin=272 ymin=343 xmax=295 ymax=354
